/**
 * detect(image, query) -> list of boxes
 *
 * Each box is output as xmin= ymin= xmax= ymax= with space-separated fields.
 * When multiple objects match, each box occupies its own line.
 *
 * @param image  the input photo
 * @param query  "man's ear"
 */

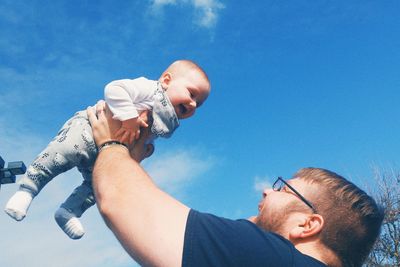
xmin=160 ymin=72 xmax=172 ymax=89
xmin=289 ymin=214 xmax=324 ymax=240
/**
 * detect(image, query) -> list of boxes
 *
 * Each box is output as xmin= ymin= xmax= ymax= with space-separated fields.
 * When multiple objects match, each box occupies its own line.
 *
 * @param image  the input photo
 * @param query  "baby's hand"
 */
xmin=247 ymin=216 xmax=257 ymax=223
xmin=116 ymin=117 xmax=149 ymax=144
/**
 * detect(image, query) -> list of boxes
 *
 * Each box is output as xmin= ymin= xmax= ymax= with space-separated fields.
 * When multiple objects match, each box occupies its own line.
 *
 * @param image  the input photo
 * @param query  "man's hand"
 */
xmin=88 ymin=102 xmax=154 ymax=162
xmin=87 ymin=102 xmax=122 ymax=147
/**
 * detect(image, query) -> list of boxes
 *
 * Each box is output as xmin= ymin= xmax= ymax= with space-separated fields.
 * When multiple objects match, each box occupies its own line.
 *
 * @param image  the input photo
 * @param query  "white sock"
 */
xmin=54 ymin=207 xmax=85 ymax=239
xmin=5 ymin=190 xmax=34 ymax=221
xmin=63 ymin=218 xmax=85 ymax=240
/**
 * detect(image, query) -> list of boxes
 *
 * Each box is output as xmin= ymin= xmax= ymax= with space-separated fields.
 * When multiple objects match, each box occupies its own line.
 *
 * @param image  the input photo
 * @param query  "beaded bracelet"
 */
xmin=98 ymin=140 xmax=129 ymax=153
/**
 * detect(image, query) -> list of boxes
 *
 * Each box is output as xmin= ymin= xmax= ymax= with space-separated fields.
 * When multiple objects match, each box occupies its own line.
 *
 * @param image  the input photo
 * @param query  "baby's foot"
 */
xmin=54 ymin=207 xmax=85 ymax=239
xmin=5 ymin=191 xmax=33 ymax=221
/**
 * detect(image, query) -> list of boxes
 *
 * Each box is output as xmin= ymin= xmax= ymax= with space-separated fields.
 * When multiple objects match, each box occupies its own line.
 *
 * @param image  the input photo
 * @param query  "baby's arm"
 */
xmin=104 ymin=79 xmax=149 ymax=144
xmin=104 ymin=79 xmax=141 ymax=121
xmin=116 ymin=117 xmax=148 ymax=144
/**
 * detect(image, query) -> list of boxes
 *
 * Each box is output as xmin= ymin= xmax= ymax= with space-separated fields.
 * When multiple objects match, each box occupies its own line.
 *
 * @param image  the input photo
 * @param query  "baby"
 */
xmin=5 ymin=60 xmax=210 ymax=239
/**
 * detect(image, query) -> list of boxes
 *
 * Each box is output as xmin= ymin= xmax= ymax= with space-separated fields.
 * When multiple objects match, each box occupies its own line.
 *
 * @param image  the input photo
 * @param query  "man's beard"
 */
xmin=256 ymin=211 xmax=290 ymax=236
xmin=256 ymin=200 xmax=307 ymax=236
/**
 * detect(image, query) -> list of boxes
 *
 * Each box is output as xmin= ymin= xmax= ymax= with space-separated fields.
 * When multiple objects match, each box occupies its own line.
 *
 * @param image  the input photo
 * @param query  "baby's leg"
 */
xmin=5 ymin=111 xmax=97 ymax=221
xmin=54 ymin=180 xmax=95 ymax=239
xmin=5 ymin=138 xmax=74 ymax=221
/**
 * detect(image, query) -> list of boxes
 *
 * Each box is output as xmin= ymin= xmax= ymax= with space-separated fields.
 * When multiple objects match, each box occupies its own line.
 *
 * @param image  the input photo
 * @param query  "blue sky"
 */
xmin=1 ymin=0 xmax=399 ymax=266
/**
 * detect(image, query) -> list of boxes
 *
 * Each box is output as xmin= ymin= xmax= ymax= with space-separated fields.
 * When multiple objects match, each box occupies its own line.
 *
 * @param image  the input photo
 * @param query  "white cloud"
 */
xmin=149 ymin=0 xmax=225 ymax=28
xmin=253 ymin=175 xmax=271 ymax=193
xmin=192 ymin=0 xmax=224 ymax=28
xmin=153 ymin=0 xmax=177 ymax=5
xmin=0 ymin=199 xmax=134 ymax=267
xmin=144 ymin=148 xmax=214 ymax=194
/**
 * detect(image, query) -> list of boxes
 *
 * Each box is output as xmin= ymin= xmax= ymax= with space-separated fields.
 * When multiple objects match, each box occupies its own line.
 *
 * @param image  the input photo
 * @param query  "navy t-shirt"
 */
xmin=182 ymin=209 xmax=327 ymax=267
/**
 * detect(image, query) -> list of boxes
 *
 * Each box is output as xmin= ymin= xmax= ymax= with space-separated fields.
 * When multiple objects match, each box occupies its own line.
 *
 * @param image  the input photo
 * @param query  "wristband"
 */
xmin=98 ymin=140 xmax=129 ymax=153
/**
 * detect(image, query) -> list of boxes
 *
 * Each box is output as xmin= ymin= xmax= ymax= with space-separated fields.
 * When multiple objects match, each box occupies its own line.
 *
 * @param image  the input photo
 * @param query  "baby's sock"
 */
xmin=5 ymin=190 xmax=34 ymax=221
xmin=54 ymin=207 xmax=85 ymax=239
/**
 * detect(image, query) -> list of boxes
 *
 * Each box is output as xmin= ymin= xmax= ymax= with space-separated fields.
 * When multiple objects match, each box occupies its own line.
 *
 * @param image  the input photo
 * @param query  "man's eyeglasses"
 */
xmin=272 ymin=177 xmax=317 ymax=213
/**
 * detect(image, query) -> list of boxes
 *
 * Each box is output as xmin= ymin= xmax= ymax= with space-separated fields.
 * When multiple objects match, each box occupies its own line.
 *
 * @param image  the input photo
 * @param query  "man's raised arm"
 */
xmin=87 ymin=105 xmax=190 ymax=266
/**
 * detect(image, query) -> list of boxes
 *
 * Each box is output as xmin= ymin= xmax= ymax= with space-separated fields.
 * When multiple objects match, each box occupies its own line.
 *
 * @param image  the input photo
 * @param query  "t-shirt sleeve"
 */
xmin=182 ymin=209 xmax=294 ymax=267
xmin=104 ymin=77 xmax=155 ymax=121
xmin=104 ymin=79 xmax=140 ymax=120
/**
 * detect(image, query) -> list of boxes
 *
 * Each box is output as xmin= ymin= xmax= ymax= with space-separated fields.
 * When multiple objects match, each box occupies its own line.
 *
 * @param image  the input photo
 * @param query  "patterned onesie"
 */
xmin=20 ymin=110 xmax=98 ymax=221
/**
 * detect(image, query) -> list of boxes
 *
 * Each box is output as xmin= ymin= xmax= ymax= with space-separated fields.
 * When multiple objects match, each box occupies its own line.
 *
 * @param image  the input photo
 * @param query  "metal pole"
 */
xmin=0 ymin=155 xmax=27 ymax=188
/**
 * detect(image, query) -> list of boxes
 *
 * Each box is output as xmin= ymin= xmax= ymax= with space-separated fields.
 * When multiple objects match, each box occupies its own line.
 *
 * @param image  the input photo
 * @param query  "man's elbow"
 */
xmin=95 ymin=189 xmax=120 ymax=225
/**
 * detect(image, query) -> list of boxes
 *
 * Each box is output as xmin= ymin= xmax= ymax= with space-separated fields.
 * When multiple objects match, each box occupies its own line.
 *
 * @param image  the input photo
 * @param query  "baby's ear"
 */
xmin=160 ymin=72 xmax=172 ymax=89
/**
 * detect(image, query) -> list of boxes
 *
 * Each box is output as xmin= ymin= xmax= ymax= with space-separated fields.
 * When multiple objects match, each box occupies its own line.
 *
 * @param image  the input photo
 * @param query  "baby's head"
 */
xmin=159 ymin=60 xmax=210 ymax=119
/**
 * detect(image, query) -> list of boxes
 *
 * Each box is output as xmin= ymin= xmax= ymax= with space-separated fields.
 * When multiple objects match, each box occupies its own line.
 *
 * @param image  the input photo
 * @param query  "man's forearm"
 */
xmin=92 ymin=145 xmax=189 ymax=266
xmin=93 ymin=146 xmax=155 ymax=224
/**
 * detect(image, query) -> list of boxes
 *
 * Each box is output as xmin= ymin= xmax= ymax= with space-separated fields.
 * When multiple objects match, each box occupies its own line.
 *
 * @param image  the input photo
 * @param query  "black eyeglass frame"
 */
xmin=272 ymin=177 xmax=317 ymax=213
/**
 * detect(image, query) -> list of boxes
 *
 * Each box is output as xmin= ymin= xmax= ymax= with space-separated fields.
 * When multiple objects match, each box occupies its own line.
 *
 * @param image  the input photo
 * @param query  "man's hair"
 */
xmin=294 ymin=167 xmax=384 ymax=267
xmin=165 ymin=59 xmax=210 ymax=85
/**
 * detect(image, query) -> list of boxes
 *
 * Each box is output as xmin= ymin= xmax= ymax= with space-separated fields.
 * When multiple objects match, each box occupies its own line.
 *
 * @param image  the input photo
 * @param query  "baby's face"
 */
xmin=164 ymin=70 xmax=210 ymax=119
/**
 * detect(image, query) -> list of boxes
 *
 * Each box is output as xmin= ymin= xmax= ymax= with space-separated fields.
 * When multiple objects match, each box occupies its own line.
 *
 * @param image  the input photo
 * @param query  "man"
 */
xmin=87 ymin=105 xmax=384 ymax=267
